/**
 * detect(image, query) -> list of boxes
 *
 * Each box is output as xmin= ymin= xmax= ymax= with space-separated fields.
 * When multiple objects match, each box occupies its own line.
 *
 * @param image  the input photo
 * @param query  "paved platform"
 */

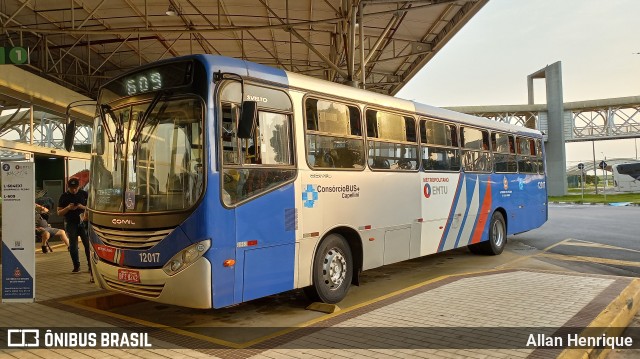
xmin=0 ymin=242 xmax=639 ymax=359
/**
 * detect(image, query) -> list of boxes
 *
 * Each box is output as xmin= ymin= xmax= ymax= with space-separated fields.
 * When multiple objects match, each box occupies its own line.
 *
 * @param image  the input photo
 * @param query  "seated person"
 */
xmin=371 ymin=157 xmax=390 ymax=169
xmin=35 ymin=190 xmax=55 ymax=221
xmin=36 ymin=203 xmax=70 ymax=253
xmin=392 ymin=158 xmax=413 ymax=170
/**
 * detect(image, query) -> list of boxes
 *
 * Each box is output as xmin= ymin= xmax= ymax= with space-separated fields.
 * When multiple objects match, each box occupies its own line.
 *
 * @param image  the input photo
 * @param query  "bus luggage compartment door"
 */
xmin=383 ymin=226 xmax=411 ymax=265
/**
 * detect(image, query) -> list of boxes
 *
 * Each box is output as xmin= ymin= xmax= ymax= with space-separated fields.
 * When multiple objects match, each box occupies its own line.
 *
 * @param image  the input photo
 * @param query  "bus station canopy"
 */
xmin=0 ymin=0 xmax=488 ymax=98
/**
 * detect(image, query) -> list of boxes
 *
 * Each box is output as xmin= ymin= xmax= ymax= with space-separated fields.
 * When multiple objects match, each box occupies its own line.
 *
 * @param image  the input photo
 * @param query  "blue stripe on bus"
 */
xmin=437 ymin=172 xmax=464 ymax=252
xmin=453 ymin=175 xmax=478 ymax=248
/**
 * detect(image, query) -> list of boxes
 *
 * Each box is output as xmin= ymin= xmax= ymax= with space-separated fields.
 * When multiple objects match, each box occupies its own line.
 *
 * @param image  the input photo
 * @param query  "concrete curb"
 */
xmin=557 ymin=278 xmax=640 ymax=359
xmin=550 ymin=201 xmax=640 ymax=207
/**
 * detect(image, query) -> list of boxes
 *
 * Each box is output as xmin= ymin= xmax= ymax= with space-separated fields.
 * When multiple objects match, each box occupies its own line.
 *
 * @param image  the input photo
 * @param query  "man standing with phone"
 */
xmin=57 ymin=177 xmax=91 ymax=275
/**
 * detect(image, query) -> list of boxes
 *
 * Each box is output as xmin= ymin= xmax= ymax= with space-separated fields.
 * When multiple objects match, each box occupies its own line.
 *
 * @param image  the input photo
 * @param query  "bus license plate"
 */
xmin=118 ymin=269 xmax=140 ymax=283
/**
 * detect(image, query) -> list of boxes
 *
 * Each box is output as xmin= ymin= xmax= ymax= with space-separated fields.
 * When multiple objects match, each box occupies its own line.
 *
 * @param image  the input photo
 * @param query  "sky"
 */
xmin=396 ymin=0 xmax=640 ymax=166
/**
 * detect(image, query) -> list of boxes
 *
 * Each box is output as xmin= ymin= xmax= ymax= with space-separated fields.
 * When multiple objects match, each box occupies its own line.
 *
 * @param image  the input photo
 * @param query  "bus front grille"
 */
xmin=92 ymin=224 xmax=173 ymax=250
xmin=103 ymin=277 xmax=164 ymax=298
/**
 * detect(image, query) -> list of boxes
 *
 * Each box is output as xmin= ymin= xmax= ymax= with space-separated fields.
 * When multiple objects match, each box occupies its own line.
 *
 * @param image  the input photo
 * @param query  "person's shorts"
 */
xmin=37 ymin=227 xmax=60 ymax=237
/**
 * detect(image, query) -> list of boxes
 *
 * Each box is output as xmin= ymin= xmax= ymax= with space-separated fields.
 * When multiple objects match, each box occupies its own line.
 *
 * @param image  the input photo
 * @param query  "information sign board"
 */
xmin=1 ymin=161 xmax=35 ymax=302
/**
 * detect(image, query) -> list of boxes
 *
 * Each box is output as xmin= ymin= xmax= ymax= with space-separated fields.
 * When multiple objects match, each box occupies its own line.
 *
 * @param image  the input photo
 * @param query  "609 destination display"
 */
xmin=125 ymin=71 xmax=162 ymax=96
xmin=103 ymin=61 xmax=193 ymax=98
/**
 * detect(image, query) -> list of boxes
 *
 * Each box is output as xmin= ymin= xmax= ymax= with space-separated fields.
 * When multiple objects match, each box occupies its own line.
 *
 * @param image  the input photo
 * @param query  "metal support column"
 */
xmin=528 ymin=62 xmax=567 ymax=196
xmin=359 ymin=1 xmax=366 ymax=89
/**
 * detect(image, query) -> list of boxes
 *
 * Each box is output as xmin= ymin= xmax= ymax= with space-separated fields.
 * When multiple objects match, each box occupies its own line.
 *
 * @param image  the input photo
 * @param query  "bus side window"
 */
xmin=366 ymin=110 xmax=418 ymax=171
xmin=493 ymin=132 xmax=517 ymax=173
xmin=420 ymin=119 xmax=460 ymax=172
xmin=516 ymin=137 xmax=537 ymax=174
xmin=305 ymin=98 xmax=365 ymax=170
xmin=220 ymin=84 xmax=296 ymax=206
xmin=240 ymin=111 xmax=296 ymax=198
xmin=460 ymin=127 xmax=491 ymax=173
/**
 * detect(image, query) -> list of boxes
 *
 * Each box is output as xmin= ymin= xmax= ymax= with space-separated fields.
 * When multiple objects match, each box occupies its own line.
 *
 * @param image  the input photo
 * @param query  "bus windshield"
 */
xmin=90 ymin=96 xmax=204 ymax=213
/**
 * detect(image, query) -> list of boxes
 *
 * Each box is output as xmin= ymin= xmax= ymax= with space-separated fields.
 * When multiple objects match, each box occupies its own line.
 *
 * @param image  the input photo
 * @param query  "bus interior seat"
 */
xmin=372 ymin=157 xmax=390 ymax=169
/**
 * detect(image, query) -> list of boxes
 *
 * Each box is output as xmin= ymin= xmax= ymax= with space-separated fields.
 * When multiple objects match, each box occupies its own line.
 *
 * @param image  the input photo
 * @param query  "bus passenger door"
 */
xmin=220 ymin=104 xmax=297 ymax=304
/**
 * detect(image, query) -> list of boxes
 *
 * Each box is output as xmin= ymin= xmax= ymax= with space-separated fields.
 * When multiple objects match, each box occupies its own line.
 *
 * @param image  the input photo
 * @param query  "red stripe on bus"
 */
xmin=470 ymin=177 xmax=492 ymax=244
xmin=93 ymin=243 xmax=115 ymax=262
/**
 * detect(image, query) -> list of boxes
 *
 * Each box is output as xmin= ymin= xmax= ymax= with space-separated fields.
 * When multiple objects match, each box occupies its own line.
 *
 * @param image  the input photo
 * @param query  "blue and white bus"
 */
xmin=66 ymin=55 xmax=547 ymax=309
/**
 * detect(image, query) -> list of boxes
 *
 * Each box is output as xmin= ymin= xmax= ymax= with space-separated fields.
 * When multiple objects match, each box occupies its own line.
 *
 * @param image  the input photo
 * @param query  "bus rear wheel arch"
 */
xmin=304 ymin=233 xmax=354 ymax=304
xmin=468 ymin=210 xmax=507 ymax=255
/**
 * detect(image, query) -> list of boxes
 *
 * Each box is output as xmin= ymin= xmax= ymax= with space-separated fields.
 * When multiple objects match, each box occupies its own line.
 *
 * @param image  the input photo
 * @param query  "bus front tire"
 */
xmin=304 ymin=233 xmax=352 ymax=304
xmin=468 ymin=211 xmax=506 ymax=255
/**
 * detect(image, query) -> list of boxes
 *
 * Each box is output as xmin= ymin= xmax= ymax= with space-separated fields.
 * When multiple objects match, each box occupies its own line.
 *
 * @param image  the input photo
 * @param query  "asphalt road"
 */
xmin=512 ymin=203 xmax=640 ymax=277
xmin=514 ymin=203 xmax=640 ymax=359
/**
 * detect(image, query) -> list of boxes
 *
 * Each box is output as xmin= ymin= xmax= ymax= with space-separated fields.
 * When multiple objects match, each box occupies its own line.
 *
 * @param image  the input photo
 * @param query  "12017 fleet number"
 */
xmin=139 ymin=253 xmax=160 ymax=263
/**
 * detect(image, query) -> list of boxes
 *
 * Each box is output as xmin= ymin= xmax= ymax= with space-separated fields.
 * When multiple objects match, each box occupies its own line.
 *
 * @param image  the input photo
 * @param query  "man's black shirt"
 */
xmin=58 ymin=189 xmax=88 ymax=224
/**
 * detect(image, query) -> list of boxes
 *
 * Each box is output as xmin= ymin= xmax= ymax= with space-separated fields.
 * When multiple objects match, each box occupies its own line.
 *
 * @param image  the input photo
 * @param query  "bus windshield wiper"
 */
xmin=131 ymin=91 xmax=167 ymax=171
xmin=100 ymin=104 xmax=125 ymax=170
xmin=99 ymin=104 xmax=116 ymax=142
xmin=132 ymin=91 xmax=164 ymax=143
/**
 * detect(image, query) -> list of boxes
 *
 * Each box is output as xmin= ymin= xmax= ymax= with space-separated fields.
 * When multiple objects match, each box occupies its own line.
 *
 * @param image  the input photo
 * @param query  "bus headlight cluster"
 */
xmin=162 ymin=240 xmax=211 ymax=276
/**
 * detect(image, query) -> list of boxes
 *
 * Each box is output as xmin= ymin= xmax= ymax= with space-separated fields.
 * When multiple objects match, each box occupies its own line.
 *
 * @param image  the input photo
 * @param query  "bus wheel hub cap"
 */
xmin=323 ymin=249 xmax=346 ymax=289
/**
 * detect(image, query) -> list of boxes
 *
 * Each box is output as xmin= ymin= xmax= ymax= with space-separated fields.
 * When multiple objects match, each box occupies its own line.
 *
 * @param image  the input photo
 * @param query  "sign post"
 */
xmin=577 ymin=163 xmax=584 ymax=201
xmin=1 ymin=161 xmax=35 ymax=302
xmin=599 ymin=160 xmax=607 ymax=202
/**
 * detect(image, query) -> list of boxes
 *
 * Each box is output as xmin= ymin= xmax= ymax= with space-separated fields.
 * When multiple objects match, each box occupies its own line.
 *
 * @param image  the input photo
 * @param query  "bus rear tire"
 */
xmin=304 ymin=233 xmax=352 ymax=304
xmin=468 ymin=211 xmax=506 ymax=255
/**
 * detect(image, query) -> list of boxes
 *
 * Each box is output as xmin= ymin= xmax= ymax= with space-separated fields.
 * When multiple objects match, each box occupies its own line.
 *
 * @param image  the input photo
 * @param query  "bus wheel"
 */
xmin=468 ymin=211 xmax=506 ymax=255
xmin=305 ymin=233 xmax=352 ymax=304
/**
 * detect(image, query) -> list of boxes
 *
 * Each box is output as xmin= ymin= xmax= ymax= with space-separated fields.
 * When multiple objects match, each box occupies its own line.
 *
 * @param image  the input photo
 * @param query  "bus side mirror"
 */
xmin=64 ymin=117 xmax=76 ymax=152
xmin=237 ymin=101 xmax=257 ymax=139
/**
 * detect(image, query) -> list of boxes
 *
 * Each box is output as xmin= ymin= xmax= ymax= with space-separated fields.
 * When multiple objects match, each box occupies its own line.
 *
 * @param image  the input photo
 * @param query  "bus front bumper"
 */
xmin=92 ymin=257 xmax=212 ymax=309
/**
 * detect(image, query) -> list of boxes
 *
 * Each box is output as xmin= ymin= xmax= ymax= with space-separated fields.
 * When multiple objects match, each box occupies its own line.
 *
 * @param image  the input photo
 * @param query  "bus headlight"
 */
xmin=162 ymin=240 xmax=211 ymax=276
